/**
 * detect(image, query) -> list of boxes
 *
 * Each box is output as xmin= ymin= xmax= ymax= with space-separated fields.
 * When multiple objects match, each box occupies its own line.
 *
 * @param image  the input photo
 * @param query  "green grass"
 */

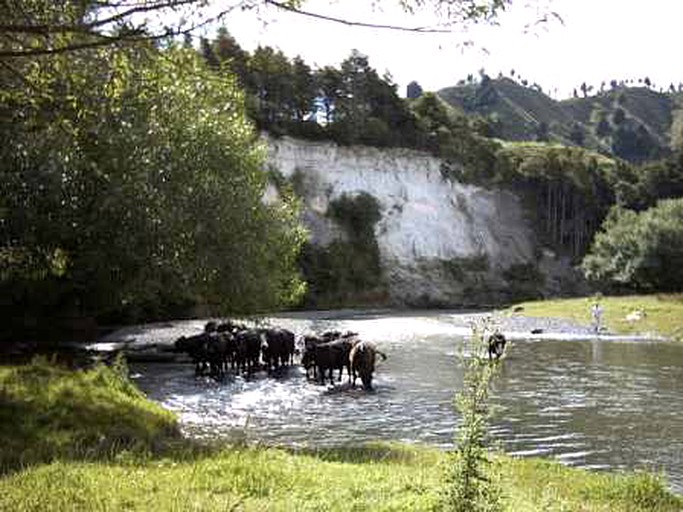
xmin=1 ymin=444 xmax=680 ymax=512
xmin=499 ymin=457 xmax=681 ymax=512
xmin=0 ymin=360 xmax=681 ymax=511
xmin=0 ymin=356 xmax=180 ymax=471
xmin=507 ymin=294 xmax=683 ymax=340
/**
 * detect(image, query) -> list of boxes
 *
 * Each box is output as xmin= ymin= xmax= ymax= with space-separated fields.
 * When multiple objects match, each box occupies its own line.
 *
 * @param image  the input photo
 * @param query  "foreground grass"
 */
xmin=508 ymin=294 xmax=683 ymax=341
xmin=0 ymin=356 xmax=179 ymax=470
xmin=1 ymin=444 xmax=680 ymax=512
xmin=0 ymin=360 xmax=681 ymax=511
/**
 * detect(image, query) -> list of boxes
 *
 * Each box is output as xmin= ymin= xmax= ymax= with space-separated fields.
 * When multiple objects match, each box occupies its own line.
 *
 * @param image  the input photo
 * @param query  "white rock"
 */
xmin=265 ymin=135 xmax=537 ymax=305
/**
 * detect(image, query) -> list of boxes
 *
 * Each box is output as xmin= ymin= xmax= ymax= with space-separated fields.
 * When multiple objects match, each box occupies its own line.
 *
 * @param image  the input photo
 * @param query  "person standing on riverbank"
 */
xmin=591 ymin=300 xmax=604 ymax=333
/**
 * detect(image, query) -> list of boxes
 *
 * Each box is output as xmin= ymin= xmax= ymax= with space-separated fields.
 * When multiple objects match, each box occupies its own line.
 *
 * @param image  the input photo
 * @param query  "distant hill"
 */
xmin=437 ymin=77 xmax=681 ymax=163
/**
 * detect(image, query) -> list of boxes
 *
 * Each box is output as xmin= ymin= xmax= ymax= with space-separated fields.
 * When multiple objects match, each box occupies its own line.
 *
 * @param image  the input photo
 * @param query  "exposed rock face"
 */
xmin=265 ymin=135 xmax=544 ymax=306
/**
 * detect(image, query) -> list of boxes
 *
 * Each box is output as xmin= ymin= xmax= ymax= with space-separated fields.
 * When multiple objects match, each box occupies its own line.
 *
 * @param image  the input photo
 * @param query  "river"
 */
xmin=111 ymin=310 xmax=683 ymax=493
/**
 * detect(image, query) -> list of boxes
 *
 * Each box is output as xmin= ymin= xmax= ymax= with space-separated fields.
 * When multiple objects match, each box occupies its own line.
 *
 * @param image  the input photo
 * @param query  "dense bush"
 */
xmin=1 ymin=44 xmax=306 ymax=336
xmin=299 ymin=193 xmax=385 ymax=306
xmin=582 ymin=198 xmax=683 ymax=291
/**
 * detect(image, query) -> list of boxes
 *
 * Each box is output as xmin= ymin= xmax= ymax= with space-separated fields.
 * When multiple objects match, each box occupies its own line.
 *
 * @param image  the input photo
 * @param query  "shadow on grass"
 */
xmin=285 ymin=442 xmax=441 ymax=467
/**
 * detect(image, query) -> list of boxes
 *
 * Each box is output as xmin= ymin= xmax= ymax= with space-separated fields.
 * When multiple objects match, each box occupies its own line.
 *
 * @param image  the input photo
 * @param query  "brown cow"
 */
xmin=349 ymin=341 xmax=386 ymax=390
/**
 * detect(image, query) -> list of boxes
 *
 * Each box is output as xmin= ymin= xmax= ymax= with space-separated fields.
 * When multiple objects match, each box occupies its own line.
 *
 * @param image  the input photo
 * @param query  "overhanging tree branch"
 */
xmin=263 ymin=0 xmax=454 ymax=33
xmin=1 ymin=1 xmax=554 ymax=59
xmin=0 ymin=1 xmax=247 ymax=58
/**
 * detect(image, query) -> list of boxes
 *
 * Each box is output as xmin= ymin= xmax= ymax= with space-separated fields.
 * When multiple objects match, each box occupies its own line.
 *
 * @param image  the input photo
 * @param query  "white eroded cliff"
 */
xmin=265 ymin=135 xmax=539 ymax=306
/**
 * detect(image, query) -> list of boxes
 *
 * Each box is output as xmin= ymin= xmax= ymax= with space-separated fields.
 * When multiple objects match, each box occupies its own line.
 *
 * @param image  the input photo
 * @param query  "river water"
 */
xmin=121 ymin=310 xmax=683 ymax=493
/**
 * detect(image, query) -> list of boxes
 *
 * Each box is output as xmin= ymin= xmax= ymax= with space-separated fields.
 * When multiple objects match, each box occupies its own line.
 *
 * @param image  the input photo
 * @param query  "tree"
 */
xmin=290 ymin=56 xmax=316 ymax=122
xmin=211 ymin=27 xmax=250 ymax=86
xmin=595 ymin=113 xmax=612 ymax=137
xmin=612 ymin=123 xmax=659 ymax=163
xmin=580 ymin=82 xmax=588 ymax=97
xmin=1 ymin=44 xmax=306 ymax=333
xmin=569 ymin=122 xmax=585 ymax=145
xmin=535 ymin=121 xmax=549 ymax=141
xmin=199 ymin=36 xmax=220 ymax=69
xmin=612 ymin=107 xmax=626 ymax=125
xmin=315 ymin=65 xmax=342 ymax=125
xmin=248 ymin=45 xmax=295 ymax=126
xmin=581 ymin=199 xmax=683 ymax=291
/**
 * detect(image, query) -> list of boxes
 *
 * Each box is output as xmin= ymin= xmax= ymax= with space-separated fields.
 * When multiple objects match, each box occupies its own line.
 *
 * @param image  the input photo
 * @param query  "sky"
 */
xmin=209 ymin=0 xmax=682 ymax=100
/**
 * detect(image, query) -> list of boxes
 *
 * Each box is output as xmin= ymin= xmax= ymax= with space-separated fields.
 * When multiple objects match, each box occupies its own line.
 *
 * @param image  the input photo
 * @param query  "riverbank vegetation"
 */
xmin=507 ymin=294 xmax=683 ymax=341
xmin=1 ymin=14 xmax=306 ymax=342
xmin=1 ymin=359 xmax=681 ymax=511
xmin=4 ymin=3 xmax=683 ymax=337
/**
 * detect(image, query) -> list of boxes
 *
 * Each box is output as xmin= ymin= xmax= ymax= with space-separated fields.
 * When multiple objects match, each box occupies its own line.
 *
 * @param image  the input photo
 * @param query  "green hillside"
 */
xmin=438 ymin=78 xmax=679 ymax=163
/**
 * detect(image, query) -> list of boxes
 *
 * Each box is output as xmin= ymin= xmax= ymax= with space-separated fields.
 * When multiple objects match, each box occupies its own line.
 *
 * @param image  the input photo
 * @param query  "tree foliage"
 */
xmin=1 ymin=43 xmax=306 ymax=334
xmin=581 ymin=199 xmax=683 ymax=292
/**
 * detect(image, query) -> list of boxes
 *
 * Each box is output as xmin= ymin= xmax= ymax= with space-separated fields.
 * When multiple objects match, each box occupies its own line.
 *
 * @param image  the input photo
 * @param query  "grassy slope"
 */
xmin=507 ymin=294 xmax=683 ymax=340
xmin=0 ymin=357 xmax=179 ymax=470
xmin=1 ymin=360 xmax=681 ymax=511
xmin=439 ymin=80 xmax=674 ymax=157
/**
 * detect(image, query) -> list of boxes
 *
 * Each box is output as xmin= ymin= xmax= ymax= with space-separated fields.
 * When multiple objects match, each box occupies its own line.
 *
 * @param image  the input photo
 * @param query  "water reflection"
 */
xmin=127 ymin=311 xmax=683 ymax=493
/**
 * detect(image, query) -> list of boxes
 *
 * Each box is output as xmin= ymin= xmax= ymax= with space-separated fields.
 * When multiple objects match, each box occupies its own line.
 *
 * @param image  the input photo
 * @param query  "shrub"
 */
xmin=327 ymin=192 xmax=382 ymax=241
xmin=442 ymin=325 xmax=502 ymax=512
xmin=299 ymin=192 xmax=385 ymax=306
xmin=582 ymin=198 xmax=683 ymax=291
xmin=442 ymin=255 xmax=490 ymax=281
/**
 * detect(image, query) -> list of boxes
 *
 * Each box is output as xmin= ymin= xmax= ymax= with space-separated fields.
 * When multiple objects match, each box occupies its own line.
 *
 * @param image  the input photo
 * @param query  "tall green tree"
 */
xmin=211 ymin=27 xmax=250 ymax=86
xmin=1 ymin=44 xmax=305 ymax=333
xmin=289 ymin=56 xmax=316 ymax=122
xmin=248 ymin=45 xmax=294 ymax=126
xmin=315 ymin=65 xmax=343 ymax=124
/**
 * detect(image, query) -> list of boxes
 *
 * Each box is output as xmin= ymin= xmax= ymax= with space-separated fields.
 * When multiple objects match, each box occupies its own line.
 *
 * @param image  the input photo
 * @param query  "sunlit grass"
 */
xmin=1 ymin=360 xmax=681 ymax=510
xmin=499 ymin=457 xmax=681 ymax=512
xmin=507 ymin=294 xmax=683 ymax=340
xmin=1 ymin=445 xmax=680 ymax=512
xmin=0 ymin=356 xmax=179 ymax=471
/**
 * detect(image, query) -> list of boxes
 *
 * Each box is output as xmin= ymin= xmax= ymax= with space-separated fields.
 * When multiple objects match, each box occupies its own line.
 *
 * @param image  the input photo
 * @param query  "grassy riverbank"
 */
xmin=1 ymin=360 xmax=681 ymax=511
xmin=508 ymin=294 xmax=683 ymax=341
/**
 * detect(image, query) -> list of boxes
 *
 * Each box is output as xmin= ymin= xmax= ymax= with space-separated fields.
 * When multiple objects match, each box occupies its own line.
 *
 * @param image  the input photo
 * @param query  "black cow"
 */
xmin=301 ymin=334 xmax=326 ymax=380
xmin=233 ymin=328 xmax=264 ymax=375
xmin=312 ymin=337 xmax=357 ymax=385
xmin=261 ymin=328 xmax=296 ymax=371
xmin=205 ymin=332 xmax=235 ymax=379
xmin=174 ymin=332 xmax=211 ymax=376
xmin=487 ymin=332 xmax=507 ymax=361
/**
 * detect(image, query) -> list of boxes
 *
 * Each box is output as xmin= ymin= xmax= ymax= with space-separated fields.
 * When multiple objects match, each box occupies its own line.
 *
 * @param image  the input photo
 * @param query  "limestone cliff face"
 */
xmin=265 ymin=135 xmax=552 ymax=306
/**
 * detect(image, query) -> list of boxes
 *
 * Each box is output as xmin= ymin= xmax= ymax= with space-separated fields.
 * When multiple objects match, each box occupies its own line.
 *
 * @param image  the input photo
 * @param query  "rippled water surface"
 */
xmin=127 ymin=311 xmax=683 ymax=492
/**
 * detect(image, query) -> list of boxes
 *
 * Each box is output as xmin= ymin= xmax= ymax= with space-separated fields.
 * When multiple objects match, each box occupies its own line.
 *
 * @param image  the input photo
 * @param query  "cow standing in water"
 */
xmin=349 ymin=341 xmax=387 ymax=390
xmin=487 ymin=331 xmax=507 ymax=361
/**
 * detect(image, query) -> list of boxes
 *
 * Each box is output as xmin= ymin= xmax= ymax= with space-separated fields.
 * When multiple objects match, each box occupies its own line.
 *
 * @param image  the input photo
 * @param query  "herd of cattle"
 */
xmin=173 ymin=321 xmax=387 ymax=390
